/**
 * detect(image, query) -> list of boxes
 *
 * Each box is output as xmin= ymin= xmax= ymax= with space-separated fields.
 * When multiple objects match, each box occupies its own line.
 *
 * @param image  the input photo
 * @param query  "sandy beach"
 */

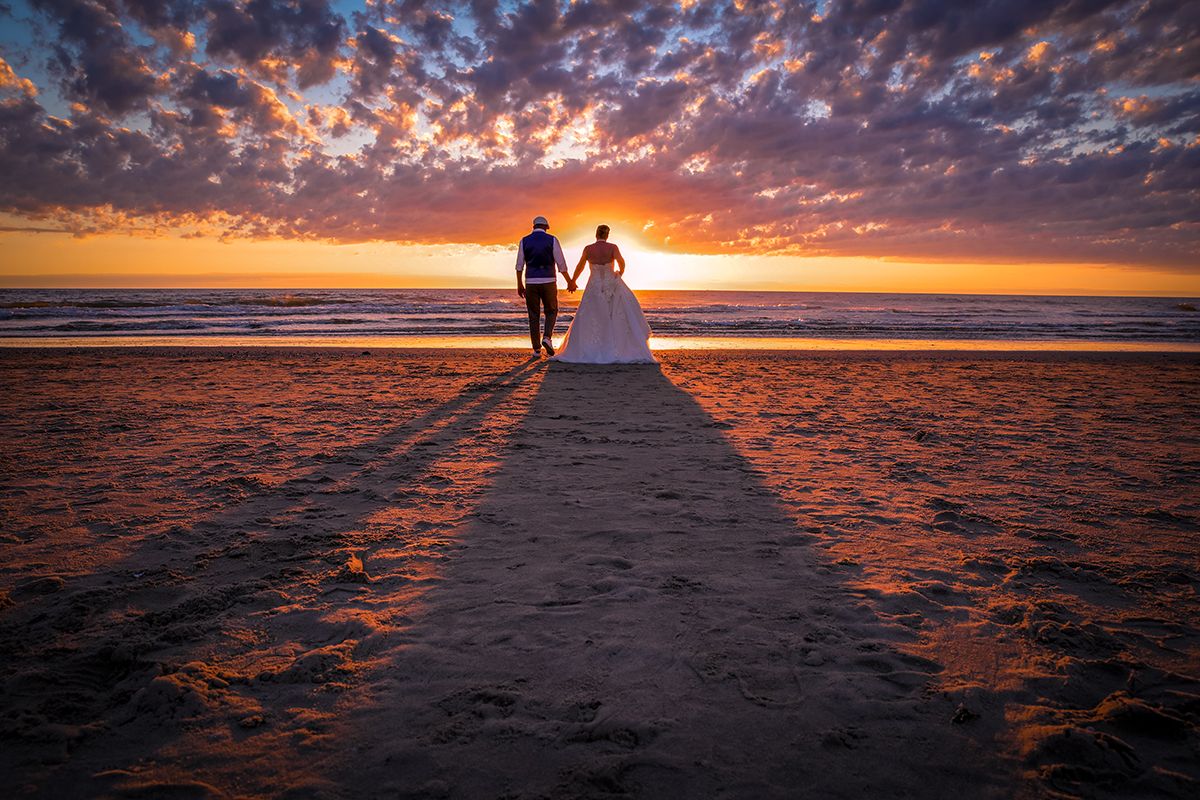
xmin=1 ymin=347 xmax=1197 ymax=799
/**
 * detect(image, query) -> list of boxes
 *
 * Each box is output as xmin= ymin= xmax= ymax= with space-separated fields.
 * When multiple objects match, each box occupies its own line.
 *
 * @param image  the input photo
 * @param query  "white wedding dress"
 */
xmin=553 ymin=262 xmax=656 ymax=364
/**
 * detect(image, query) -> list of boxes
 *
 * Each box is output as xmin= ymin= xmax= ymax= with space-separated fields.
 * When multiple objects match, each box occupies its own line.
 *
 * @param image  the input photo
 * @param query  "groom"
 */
xmin=515 ymin=215 xmax=574 ymax=357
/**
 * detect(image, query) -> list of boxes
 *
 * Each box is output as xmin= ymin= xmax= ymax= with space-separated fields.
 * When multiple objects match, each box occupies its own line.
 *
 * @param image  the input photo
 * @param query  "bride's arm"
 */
xmin=570 ymin=251 xmax=587 ymax=287
xmin=614 ymin=245 xmax=625 ymax=276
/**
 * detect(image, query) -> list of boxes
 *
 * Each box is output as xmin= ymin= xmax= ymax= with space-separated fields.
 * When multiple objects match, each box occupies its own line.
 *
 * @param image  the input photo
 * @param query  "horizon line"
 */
xmin=0 ymin=285 xmax=1197 ymax=300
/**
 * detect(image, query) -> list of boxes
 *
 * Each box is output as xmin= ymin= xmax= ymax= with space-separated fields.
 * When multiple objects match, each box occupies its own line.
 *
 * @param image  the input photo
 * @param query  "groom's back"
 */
xmin=521 ymin=230 xmax=557 ymax=278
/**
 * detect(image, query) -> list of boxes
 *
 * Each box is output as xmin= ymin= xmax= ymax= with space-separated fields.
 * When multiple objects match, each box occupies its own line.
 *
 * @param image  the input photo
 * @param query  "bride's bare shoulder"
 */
xmin=587 ymin=241 xmax=618 ymax=262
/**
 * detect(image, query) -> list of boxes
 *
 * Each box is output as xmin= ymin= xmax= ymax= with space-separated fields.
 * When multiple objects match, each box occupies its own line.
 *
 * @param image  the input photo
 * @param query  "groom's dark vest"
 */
xmin=521 ymin=230 xmax=557 ymax=282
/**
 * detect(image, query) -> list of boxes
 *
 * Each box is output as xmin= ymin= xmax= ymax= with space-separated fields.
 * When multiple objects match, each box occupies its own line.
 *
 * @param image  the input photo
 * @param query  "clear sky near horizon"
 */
xmin=0 ymin=1 xmax=1197 ymax=295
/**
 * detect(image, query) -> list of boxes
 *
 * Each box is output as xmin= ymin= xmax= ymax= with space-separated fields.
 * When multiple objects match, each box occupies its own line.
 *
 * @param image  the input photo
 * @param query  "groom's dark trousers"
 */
xmin=525 ymin=283 xmax=558 ymax=350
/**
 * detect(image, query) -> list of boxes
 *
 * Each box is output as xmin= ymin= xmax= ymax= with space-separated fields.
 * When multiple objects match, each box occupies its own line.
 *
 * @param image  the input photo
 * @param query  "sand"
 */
xmin=0 ymin=348 xmax=1197 ymax=799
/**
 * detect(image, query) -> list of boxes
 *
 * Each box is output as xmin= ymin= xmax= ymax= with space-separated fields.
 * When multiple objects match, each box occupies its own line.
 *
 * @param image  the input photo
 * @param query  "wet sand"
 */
xmin=0 ymin=348 xmax=1197 ymax=798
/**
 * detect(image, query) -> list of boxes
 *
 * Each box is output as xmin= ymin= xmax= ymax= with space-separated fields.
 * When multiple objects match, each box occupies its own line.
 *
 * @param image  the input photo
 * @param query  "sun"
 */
xmin=554 ymin=223 xmax=700 ymax=290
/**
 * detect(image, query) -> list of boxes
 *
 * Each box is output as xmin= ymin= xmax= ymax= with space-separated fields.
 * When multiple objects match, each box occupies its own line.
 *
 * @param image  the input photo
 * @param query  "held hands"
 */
xmin=567 ymin=279 xmax=578 ymax=293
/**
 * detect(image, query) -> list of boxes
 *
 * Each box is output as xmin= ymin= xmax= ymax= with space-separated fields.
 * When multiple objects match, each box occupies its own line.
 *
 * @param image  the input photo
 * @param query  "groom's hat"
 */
xmin=532 ymin=215 xmax=549 ymax=228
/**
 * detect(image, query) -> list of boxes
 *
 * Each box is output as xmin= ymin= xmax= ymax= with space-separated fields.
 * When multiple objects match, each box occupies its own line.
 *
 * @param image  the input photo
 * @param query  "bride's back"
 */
xmin=585 ymin=240 xmax=619 ymax=265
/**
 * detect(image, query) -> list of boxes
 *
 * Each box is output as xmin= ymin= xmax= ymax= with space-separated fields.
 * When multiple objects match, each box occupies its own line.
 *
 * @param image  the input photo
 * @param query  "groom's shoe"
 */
xmin=541 ymin=337 xmax=555 ymax=356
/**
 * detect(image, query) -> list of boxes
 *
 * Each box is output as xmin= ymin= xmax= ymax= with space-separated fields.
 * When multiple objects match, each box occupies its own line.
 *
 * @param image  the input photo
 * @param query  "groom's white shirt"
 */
xmin=515 ymin=230 xmax=569 ymax=284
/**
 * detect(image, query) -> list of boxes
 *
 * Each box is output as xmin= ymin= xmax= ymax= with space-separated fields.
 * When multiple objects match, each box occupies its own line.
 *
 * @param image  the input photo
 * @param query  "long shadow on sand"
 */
xmin=328 ymin=362 xmax=1008 ymax=798
xmin=0 ymin=355 xmax=549 ymax=797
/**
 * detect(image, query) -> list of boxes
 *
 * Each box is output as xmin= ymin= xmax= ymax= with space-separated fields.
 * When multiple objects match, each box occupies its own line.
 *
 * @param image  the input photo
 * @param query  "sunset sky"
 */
xmin=0 ymin=0 xmax=1196 ymax=294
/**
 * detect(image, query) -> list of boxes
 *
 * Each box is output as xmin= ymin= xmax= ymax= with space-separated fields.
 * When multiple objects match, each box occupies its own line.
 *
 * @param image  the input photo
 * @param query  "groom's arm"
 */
xmin=515 ymin=242 xmax=526 ymax=298
xmin=552 ymin=237 xmax=569 ymax=276
xmin=552 ymin=236 xmax=574 ymax=290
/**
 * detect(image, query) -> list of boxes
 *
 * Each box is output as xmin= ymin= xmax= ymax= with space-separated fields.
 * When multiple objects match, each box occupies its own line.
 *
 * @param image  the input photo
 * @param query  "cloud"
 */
xmin=205 ymin=0 xmax=346 ymax=87
xmin=0 ymin=0 xmax=1196 ymax=269
xmin=32 ymin=0 xmax=162 ymax=113
xmin=0 ymin=56 xmax=38 ymax=97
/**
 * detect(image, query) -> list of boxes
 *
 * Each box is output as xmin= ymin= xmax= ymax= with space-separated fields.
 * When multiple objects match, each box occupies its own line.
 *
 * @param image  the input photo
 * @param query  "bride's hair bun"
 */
xmin=596 ymin=225 xmax=610 ymax=240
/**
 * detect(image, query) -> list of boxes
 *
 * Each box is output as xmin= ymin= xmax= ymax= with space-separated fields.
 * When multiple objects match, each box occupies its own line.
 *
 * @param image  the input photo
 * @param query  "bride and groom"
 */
xmin=515 ymin=215 xmax=656 ymax=364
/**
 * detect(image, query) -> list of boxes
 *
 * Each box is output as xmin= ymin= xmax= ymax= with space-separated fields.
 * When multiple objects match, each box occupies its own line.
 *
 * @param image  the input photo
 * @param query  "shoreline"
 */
xmin=1 ymin=334 xmax=1199 ymax=352
xmin=2 ymin=345 xmax=1200 ymax=369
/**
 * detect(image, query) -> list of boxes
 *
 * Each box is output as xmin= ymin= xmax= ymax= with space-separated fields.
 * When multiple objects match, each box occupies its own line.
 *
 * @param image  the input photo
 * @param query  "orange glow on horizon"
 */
xmin=0 ymin=229 xmax=1197 ymax=296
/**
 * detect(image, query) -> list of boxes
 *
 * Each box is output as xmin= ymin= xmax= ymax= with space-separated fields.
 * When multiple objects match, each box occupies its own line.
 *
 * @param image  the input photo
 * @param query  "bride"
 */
xmin=553 ymin=225 xmax=657 ymax=364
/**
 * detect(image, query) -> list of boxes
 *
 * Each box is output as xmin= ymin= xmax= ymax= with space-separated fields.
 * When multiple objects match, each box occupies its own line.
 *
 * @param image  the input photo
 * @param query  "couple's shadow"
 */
xmin=342 ymin=360 xmax=996 ymax=798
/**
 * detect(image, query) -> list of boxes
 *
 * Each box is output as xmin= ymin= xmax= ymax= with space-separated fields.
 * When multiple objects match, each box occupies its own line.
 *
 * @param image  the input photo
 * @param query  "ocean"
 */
xmin=1 ymin=289 xmax=1198 ymax=349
